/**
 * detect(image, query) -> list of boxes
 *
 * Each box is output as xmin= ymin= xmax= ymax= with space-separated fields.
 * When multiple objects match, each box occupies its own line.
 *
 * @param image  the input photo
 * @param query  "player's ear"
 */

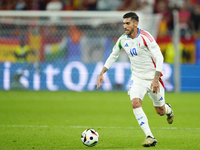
xmin=134 ymin=21 xmax=138 ymax=27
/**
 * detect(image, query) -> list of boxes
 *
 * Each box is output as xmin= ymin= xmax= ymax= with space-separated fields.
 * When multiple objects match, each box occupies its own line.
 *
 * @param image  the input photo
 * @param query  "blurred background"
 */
xmin=0 ymin=0 xmax=200 ymax=92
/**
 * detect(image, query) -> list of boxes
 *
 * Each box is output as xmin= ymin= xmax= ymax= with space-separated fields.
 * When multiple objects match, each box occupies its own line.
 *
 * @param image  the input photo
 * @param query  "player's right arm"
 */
xmin=96 ymin=37 xmax=122 ymax=89
xmin=104 ymin=38 xmax=122 ymax=69
xmin=97 ymin=67 xmax=108 ymax=89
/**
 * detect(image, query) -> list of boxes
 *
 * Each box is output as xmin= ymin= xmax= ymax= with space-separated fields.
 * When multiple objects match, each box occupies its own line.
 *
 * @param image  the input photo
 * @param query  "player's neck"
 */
xmin=129 ymin=28 xmax=138 ymax=39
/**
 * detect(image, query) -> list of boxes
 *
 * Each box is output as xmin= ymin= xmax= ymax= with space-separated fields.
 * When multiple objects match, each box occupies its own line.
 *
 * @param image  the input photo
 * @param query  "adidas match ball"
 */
xmin=81 ymin=129 xmax=99 ymax=147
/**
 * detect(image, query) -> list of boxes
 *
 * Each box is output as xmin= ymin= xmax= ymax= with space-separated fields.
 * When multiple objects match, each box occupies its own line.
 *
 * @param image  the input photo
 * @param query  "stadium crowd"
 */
xmin=0 ymin=0 xmax=199 ymax=64
xmin=0 ymin=0 xmax=200 ymax=37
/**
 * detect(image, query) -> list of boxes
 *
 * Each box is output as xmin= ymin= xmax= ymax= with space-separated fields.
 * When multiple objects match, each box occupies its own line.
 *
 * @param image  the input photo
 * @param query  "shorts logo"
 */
xmin=159 ymin=97 xmax=163 ymax=101
xmin=130 ymin=80 xmax=133 ymax=86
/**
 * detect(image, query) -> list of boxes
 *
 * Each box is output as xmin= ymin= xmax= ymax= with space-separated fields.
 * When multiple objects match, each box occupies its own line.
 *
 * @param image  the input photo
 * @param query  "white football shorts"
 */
xmin=128 ymin=76 xmax=165 ymax=107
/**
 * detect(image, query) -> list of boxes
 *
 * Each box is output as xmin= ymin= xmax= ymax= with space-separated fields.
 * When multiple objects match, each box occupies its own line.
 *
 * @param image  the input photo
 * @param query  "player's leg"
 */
xmin=165 ymin=103 xmax=174 ymax=124
xmin=154 ymin=105 xmax=165 ymax=116
xmin=131 ymin=98 xmax=154 ymax=138
xmin=129 ymin=77 xmax=156 ymax=146
xmin=154 ymin=104 xmax=174 ymax=124
xmin=131 ymin=97 xmax=158 ymax=147
xmin=147 ymin=82 xmax=174 ymax=124
xmin=154 ymin=104 xmax=172 ymax=116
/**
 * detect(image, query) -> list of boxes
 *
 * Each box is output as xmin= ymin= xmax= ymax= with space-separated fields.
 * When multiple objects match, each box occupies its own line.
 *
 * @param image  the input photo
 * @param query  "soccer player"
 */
xmin=96 ymin=12 xmax=174 ymax=147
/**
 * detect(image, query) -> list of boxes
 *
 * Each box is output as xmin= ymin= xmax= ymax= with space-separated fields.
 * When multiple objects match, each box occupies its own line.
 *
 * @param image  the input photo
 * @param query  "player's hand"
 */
xmin=97 ymin=75 xmax=104 ymax=89
xmin=150 ymin=79 xmax=160 ymax=94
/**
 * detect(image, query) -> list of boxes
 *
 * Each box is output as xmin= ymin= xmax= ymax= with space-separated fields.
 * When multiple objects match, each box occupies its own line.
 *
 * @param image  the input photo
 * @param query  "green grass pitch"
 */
xmin=0 ymin=91 xmax=200 ymax=150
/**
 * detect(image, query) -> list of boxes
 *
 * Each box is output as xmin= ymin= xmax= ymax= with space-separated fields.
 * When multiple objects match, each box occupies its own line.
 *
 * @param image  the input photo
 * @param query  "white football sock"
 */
xmin=165 ymin=104 xmax=172 ymax=115
xmin=133 ymin=107 xmax=154 ymax=138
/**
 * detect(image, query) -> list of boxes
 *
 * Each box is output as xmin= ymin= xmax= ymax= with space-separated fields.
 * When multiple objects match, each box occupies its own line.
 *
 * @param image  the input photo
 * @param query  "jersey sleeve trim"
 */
xmin=118 ymin=39 xmax=122 ymax=50
xmin=141 ymin=36 xmax=149 ymax=49
xmin=140 ymin=29 xmax=154 ymax=42
xmin=151 ymin=58 xmax=165 ymax=88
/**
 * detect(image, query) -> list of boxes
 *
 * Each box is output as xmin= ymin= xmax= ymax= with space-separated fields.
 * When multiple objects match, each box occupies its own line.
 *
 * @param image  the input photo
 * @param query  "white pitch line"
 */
xmin=69 ymin=126 xmax=200 ymax=130
xmin=0 ymin=125 xmax=200 ymax=130
xmin=0 ymin=125 xmax=49 ymax=128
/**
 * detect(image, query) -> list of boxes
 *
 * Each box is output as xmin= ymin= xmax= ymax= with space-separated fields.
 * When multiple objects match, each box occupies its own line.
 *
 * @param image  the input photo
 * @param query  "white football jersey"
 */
xmin=104 ymin=28 xmax=164 ymax=80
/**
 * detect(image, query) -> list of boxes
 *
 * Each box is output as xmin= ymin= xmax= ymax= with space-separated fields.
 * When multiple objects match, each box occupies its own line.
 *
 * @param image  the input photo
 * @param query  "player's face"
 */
xmin=123 ymin=18 xmax=138 ymax=36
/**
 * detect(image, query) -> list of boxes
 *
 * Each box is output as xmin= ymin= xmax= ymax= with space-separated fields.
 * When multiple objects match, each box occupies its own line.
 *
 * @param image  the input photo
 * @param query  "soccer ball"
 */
xmin=81 ymin=129 xmax=99 ymax=147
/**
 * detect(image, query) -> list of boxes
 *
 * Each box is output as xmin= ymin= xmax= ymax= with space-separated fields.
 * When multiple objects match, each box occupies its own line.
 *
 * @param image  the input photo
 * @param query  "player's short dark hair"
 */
xmin=123 ymin=12 xmax=139 ymax=22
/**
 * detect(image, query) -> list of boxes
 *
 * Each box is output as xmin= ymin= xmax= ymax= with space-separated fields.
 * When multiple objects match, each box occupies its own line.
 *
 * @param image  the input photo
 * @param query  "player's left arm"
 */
xmin=151 ymin=70 xmax=161 ymax=93
xmin=145 ymin=35 xmax=164 ymax=93
xmin=151 ymin=44 xmax=163 ymax=93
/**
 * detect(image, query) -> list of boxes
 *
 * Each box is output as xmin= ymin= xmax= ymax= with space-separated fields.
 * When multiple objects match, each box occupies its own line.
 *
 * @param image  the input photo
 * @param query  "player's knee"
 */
xmin=131 ymin=98 xmax=142 ymax=109
xmin=155 ymin=105 xmax=165 ymax=116
xmin=157 ymin=111 xmax=165 ymax=116
xmin=156 ymin=108 xmax=165 ymax=116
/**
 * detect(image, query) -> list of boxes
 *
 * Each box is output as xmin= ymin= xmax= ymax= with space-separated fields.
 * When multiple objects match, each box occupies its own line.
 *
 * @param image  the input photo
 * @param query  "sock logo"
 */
xmin=140 ymin=122 xmax=145 ymax=126
xmin=137 ymin=116 xmax=143 ymax=121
